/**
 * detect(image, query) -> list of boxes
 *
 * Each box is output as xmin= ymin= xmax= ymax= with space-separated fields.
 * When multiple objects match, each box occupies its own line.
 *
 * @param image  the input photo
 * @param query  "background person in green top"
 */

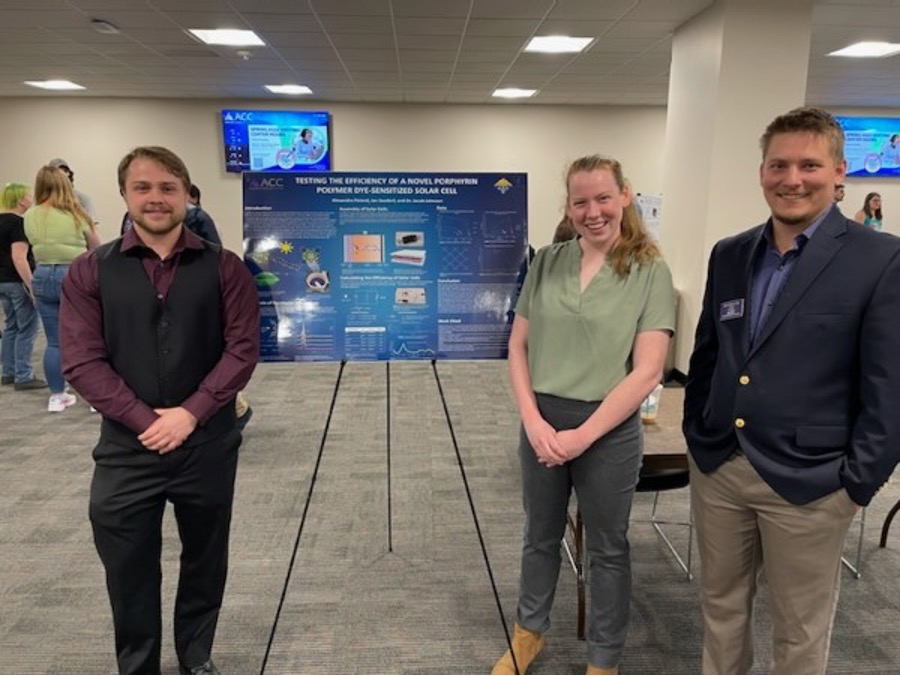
xmin=493 ymin=155 xmax=676 ymax=676
xmin=24 ymin=166 xmax=100 ymax=412
xmin=853 ymin=191 xmax=883 ymax=231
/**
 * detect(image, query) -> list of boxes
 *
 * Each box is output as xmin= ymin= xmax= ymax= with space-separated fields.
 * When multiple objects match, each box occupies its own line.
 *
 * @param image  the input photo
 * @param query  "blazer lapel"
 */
xmin=748 ymin=213 xmax=847 ymax=357
xmin=740 ymin=226 xmax=766 ymax=357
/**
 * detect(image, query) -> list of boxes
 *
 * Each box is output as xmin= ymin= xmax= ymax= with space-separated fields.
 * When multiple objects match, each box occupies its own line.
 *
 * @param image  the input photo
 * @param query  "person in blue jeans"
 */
xmin=24 ymin=166 xmax=100 ymax=412
xmin=0 ymin=182 xmax=45 ymax=390
xmin=31 ymin=264 xmax=68 ymax=391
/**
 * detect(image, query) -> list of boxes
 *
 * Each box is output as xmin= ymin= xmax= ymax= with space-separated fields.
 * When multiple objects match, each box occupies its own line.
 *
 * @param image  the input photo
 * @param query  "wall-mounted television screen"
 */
xmin=836 ymin=115 xmax=900 ymax=178
xmin=222 ymin=109 xmax=331 ymax=173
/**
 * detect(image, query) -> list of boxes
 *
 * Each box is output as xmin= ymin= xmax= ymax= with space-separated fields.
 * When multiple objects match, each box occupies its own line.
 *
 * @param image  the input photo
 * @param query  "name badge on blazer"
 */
xmin=719 ymin=298 xmax=745 ymax=321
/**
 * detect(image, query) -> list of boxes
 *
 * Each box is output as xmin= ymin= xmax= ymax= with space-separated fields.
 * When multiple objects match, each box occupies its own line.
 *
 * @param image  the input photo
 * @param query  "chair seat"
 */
xmin=636 ymin=467 xmax=690 ymax=493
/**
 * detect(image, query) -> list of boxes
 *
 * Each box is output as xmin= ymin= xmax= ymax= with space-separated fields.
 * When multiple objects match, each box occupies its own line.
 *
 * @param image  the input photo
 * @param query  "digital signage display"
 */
xmin=222 ymin=109 xmax=331 ymax=173
xmin=836 ymin=115 xmax=900 ymax=178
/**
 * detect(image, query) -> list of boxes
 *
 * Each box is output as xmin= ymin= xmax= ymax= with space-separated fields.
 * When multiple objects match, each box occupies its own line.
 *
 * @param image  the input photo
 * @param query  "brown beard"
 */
xmin=132 ymin=210 xmax=185 ymax=236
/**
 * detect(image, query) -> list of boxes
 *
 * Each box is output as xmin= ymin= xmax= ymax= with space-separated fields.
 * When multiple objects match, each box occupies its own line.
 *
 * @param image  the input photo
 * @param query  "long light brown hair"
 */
xmin=565 ymin=155 xmax=660 ymax=276
xmin=32 ymin=165 xmax=91 ymax=228
xmin=552 ymin=215 xmax=577 ymax=243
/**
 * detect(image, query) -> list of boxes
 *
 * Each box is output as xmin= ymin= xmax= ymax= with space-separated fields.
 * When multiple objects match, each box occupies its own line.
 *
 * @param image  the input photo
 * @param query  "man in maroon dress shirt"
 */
xmin=60 ymin=146 xmax=259 ymax=675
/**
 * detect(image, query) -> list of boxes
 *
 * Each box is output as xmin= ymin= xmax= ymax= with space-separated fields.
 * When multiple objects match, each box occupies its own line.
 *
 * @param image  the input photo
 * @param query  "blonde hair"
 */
xmin=33 ymin=165 xmax=91 ymax=228
xmin=565 ymin=155 xmax=660 ymax=276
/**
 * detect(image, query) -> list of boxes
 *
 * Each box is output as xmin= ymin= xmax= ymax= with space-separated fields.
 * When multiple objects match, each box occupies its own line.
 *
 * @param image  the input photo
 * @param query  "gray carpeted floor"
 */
xmin=1 ymin=354 xmax=898 ymax=674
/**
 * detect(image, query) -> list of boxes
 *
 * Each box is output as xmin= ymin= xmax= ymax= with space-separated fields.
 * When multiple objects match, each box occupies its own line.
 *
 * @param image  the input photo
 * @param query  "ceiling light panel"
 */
xmin=828 ymin=41 xmax=900 ymax=57
xmin=188 ymin=29 xmax=264 ymax=46
xmin=24 ymin=80 xmax=85 ymax=90
xmin=493 ymin=88 xmax=537 ymax=98
xmin=525 ymin=36 xmax=594 ymax=54
xmin=265 ymin=84 xmax=313 ymax=95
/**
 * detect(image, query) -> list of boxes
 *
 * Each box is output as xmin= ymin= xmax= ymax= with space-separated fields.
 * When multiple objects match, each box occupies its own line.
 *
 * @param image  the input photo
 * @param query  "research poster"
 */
xmin=634 ymin=193 xmax=662 ymax=241
xmin=243 ymin=172 xmax=528 ymax=362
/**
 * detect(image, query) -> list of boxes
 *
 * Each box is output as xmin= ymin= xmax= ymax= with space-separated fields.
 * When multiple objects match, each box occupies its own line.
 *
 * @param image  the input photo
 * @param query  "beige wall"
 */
xmin=661 ymin=0 xmax=813 ymax=373
xmin=0 ymin=99 xmax=666 ymax=254
xmin=2 ymin=97 xmax=898 ymax=374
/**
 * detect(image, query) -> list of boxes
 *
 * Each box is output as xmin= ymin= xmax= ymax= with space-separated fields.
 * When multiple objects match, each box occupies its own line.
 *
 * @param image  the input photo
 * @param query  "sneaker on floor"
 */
xmin=1 ymin=375 xmax=14 ymax=385
xmin=48 ymin=392 xmax=77 ymax=412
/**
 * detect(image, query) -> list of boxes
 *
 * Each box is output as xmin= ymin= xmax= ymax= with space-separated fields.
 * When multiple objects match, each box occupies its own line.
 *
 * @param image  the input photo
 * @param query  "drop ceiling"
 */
xmin=1 ymin=0 xmax=899 ymax=107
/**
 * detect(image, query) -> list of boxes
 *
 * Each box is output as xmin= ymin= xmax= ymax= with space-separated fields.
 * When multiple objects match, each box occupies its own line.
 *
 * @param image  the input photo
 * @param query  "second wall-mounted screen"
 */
xmin=222 ymin=109 xmax=331 ymax=173
xmin=837 ymin=115 xmax=900 ymax=178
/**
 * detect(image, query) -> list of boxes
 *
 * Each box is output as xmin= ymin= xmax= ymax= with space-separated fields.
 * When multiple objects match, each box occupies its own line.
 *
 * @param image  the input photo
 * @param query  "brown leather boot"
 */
xmin=491 ymin=624 xmax=545 ymax=674
xmin=586 ymin=663 xmax=619 ymax=675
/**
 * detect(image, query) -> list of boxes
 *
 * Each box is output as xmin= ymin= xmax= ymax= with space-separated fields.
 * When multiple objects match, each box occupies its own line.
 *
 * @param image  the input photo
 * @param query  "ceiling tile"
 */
xmin=390 ymin=0 xmax=474 ymax=18
xmin=0 ymin=0 xmax=894 ymax=106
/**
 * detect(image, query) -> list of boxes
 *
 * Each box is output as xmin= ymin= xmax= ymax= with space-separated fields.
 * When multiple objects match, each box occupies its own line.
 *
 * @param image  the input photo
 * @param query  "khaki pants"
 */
xmin=690 ymin=452 xmax=856 ymax=674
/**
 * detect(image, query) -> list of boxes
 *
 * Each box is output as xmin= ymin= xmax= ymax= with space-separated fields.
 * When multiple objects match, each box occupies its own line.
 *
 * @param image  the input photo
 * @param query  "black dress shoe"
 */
xmin=14 ymin=377 xmax=48 ymax=390
xmin=1 ymin=375 xmax=13 ymax=385
xmin=179 ymin=659 xmax=219 ymax=675
xmin=236 ymin=406 xmax=253 ymax=431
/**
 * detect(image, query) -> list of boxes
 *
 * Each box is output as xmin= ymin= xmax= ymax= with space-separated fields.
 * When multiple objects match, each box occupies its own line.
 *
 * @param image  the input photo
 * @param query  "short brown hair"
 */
xmin=117 ymin=146 xmax=191 ymax=193
xmin=760 ymin=107 xmax=845 ymax=165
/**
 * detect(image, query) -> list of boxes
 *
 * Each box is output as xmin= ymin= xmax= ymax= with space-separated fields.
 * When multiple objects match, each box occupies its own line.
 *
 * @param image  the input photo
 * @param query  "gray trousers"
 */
xmin=517 ymin=393 xmax=642 ymax=668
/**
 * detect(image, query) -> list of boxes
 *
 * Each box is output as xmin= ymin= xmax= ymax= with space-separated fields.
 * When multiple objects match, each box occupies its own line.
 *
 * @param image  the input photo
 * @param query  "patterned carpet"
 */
xmin=0 ymin=357 xmax=898 ymax=674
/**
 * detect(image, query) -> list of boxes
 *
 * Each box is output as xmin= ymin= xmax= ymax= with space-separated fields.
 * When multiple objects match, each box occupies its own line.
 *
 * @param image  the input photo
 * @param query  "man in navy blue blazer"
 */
xmin=684 ymin=107 xmax=900 ymax=674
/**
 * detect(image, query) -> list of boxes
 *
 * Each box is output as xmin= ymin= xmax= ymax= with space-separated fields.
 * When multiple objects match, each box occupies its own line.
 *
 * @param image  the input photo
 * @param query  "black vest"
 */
xmin=96 ymin=238 xmax=236 ymax=448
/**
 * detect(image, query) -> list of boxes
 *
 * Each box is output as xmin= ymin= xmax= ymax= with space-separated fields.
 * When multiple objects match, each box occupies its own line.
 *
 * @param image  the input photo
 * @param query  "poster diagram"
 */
xmin=243 ymin=172 xmax=528 ymax=362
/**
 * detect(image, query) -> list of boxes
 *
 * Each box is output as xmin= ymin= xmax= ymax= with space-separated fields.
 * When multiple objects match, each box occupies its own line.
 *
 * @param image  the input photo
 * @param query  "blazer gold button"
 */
xmin=739 ymin=375 xmax=750 ymax=385
xmin=735 ymin=418 xmax=745 ymax=428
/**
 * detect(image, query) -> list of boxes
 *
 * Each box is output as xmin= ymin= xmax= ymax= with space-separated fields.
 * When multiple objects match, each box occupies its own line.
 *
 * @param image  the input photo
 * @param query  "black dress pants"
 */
xmin=89 ymin=429 xmax=241 ymax=675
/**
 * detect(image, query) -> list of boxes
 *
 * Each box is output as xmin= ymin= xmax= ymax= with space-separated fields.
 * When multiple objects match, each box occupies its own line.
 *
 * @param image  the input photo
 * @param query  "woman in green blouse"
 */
xmin=24 ymin=165 xmax=100 ymax=412
xmin=493 ymin=155 xmax=676 ymax=675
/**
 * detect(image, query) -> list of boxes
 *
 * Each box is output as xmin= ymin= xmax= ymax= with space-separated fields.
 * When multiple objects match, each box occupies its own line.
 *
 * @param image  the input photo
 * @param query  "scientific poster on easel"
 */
xmin=243 ymin=172 xmax=528 ymax=362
